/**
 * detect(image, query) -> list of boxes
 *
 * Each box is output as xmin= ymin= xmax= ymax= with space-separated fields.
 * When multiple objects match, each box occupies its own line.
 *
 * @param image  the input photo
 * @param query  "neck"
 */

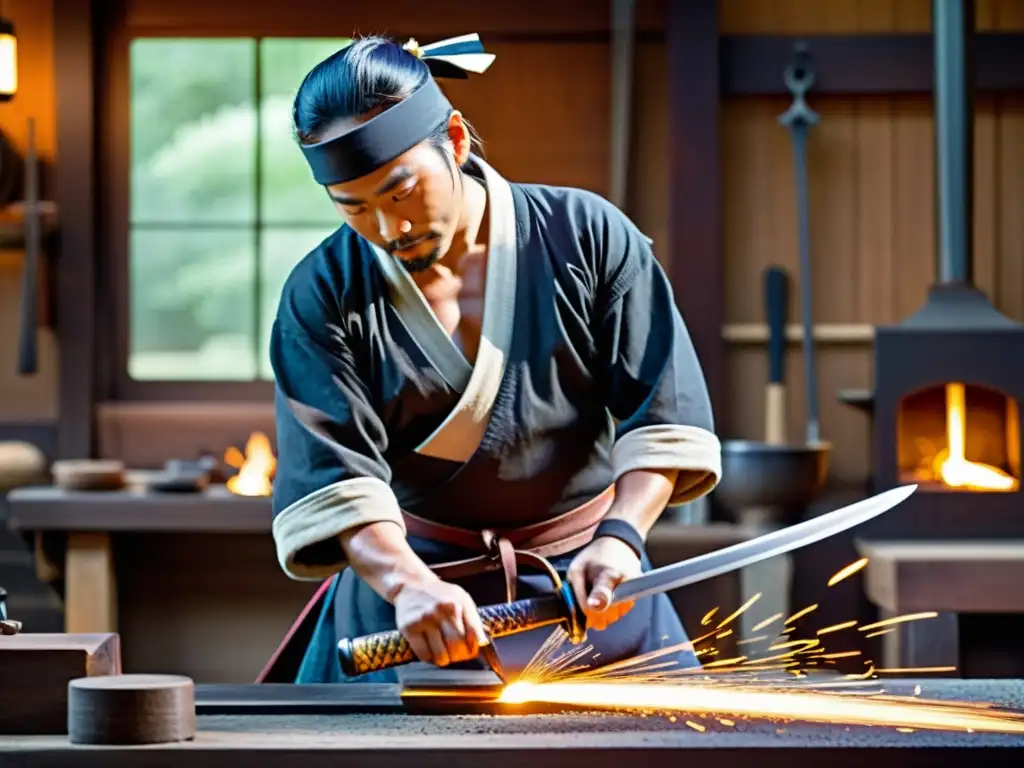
xmin=439 ymin=171 xmax=488 ymax=271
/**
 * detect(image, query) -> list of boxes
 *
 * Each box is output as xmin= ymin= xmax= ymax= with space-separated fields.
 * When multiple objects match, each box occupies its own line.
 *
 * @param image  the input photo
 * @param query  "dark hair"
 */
xmin=292 ymin=35 xmax=483 ymax=158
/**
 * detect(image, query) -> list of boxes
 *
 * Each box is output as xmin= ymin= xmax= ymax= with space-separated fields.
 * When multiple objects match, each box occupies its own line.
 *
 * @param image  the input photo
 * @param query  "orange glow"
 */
xmin=499 ymin=680 xmax=1024 ymax=733
xmin=225 ymin=431 xmax=277 ymax=496
xmin=920 ymin=383 xmax=1018 ymax=491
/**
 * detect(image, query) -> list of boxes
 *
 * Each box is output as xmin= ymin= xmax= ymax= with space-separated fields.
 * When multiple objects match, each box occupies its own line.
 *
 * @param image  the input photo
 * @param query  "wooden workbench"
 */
xmin=857 ymin=539 xmax=1024 ymax=673
xmin=5 ymin=486 xmax=758 ymax=681
xmin=1 ymin=679 xmax=1023 ymax=766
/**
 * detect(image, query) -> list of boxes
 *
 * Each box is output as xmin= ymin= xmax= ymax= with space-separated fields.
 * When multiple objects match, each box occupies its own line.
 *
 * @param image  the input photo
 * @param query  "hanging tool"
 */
xmin=778 ymin=43 xmax=823 ymax=445
xmin=763 ymin=266 xmax=791 ymax=445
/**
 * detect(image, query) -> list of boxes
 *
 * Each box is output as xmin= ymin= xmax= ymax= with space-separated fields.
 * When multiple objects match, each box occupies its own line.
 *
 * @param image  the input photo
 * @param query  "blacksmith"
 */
xmin=259 ymin=33 xmax=722 ymax=684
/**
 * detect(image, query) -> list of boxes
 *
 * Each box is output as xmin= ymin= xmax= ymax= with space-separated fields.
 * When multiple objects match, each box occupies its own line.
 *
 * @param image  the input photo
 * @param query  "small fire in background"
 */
xmin=224 ymin=431 xmax=277 ymax=497
xmin=914 ymin=382 xmax=1018 ymax=491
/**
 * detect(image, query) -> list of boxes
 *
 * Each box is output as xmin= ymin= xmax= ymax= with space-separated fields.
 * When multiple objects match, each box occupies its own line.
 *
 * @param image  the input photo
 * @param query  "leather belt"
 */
xmin=401 ymin=486 xmax=615 ymax=603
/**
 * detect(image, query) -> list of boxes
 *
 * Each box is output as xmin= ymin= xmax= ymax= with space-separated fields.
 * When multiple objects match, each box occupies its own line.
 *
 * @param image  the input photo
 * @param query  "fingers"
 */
xmin=403 ymin=592 xmax=486 ymax=667
xmin=424 ymin=626 xmax=450 ymax=667
xmin=587 ymin=569 xmax=621 ymax=611
xmin=462 ymin=601 xmax=489 ymax=653
xmin=405 ymin=631 xmax=434 ymax=664
xmin=440 ymin=602 xmax=478 ymax=663
xmin=585 ymin=568 xmax=626 ymax=631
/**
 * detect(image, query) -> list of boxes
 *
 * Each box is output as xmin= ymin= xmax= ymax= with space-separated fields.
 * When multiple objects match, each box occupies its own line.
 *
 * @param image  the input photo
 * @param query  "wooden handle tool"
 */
xmin=763 ymin=266 xmax=790 ymax=445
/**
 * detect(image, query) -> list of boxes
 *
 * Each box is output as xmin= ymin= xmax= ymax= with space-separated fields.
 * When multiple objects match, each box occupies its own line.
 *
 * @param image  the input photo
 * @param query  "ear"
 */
xmin=447 ymin=110 xmax=472 ymax=166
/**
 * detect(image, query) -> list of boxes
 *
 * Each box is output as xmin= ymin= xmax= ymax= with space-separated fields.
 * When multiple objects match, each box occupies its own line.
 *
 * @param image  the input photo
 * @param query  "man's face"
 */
xmin=325 ymin=135 xmax=465 ymax=273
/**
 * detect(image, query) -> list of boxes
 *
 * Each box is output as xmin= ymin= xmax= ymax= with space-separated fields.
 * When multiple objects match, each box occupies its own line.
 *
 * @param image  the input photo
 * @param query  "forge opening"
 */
xmin=898 ymin=382 xmax=1020 ymax=492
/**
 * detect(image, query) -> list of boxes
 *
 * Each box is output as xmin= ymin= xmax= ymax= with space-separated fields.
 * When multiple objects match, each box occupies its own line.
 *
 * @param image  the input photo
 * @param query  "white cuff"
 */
xmin=272 ymin=476 xmax=406 ymax=581
xmin=611 ymin=424 xmax=722 ymax=505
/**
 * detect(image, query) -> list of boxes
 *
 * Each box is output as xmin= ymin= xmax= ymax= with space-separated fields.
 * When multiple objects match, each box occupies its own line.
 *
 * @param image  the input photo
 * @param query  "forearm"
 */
xmin=339 ymin=522 xmax=439 ymax=603
xmin=605 ymin=468 xmax=679 ymax=537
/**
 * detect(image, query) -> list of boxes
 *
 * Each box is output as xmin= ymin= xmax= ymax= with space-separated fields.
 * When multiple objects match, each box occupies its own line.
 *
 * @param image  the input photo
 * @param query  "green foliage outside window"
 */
xmin=129 ymin=37 xmax=351 ymax=381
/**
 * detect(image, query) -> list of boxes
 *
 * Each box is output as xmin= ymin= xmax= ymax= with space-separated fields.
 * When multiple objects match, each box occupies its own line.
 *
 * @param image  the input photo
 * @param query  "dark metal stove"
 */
xmin=866 ymin=0 xmax=1024 ymax=540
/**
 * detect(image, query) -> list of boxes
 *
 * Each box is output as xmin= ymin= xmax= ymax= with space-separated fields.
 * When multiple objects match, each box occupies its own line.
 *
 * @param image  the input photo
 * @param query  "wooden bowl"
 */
xmin=51 ymin=460 xmax=126 ymax=491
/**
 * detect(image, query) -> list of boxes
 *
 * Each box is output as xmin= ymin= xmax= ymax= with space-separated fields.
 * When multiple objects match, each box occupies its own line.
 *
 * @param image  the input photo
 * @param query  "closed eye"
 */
xmin=392 ymin=181 xmax=417 ymax=203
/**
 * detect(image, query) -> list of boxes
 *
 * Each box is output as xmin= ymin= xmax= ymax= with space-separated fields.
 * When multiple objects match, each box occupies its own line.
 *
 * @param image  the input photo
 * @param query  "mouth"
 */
xmin=391 ymin=234 xmax=439 ymax=259
xmin=395 ymin=244 xmax=425 ymax=258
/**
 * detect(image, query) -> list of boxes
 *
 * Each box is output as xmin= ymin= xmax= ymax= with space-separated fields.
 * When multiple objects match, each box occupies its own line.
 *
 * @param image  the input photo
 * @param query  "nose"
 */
xmin=376 ymin=210 xmax=412 ymax=242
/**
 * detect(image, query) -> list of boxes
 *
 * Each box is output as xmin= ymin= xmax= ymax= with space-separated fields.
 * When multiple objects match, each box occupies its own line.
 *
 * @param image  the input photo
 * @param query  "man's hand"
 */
xmin=393 ymin=575 xmax=490 ymax=667
xmin=566 ymin=536 xmax=643 ymax=631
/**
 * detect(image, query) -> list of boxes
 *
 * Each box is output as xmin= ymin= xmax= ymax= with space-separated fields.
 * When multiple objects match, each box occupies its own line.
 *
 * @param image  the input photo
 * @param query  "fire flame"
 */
xmin=224 ymin=431 xmax=276 ymax=496
xmin=924 ymin=382 xmax=1018 ymax=491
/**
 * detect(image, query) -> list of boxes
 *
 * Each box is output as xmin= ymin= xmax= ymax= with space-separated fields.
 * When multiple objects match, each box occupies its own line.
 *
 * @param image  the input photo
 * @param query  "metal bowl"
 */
xmin=714 ymin=440 xmax=831 ymax=527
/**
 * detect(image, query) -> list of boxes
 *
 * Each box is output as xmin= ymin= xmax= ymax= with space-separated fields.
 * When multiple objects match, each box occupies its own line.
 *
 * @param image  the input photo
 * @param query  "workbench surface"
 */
xmin=3 ymin=679 xmax=1023 ymax=767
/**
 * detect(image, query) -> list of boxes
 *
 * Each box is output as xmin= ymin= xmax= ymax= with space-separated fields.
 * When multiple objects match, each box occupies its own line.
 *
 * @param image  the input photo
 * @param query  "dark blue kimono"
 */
xmin=263 ymin=156 xmax=721 ymax=684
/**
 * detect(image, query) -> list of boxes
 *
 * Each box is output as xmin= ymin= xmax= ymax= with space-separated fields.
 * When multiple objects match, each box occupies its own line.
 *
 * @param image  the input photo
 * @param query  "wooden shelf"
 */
xmin=6 ymin=484 xmax=272 ymax=534
xmin=6 ymin=486 xmax=757 ymax=549
xmin=722 ymin=323 xmax=875 ymax=345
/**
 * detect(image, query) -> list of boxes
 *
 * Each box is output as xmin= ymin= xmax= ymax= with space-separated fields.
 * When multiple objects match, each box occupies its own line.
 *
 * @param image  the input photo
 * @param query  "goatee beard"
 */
xmin=398 ymin=248 xmax=442 ymax=273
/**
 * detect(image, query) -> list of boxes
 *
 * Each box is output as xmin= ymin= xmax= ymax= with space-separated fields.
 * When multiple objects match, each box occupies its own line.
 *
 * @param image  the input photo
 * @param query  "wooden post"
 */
xmin=54 ymin=0 xmax=99 ymax=459
xmin=64 ymin=533 xmax=118 ymax=634
xmin=666 ymin=0 xmax=725 ymax=417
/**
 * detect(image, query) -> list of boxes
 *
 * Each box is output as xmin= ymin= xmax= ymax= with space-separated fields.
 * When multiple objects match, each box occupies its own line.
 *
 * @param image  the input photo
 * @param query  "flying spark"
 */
xmin=481 ymin=557 xmax=1016 ymax=735
xmin=828 ymin=558 xmax=869 ymax=586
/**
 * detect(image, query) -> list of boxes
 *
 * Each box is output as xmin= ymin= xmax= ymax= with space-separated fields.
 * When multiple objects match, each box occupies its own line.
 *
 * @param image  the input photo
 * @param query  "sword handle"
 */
xmin=338 ymin=581 xmax=586 ymax=678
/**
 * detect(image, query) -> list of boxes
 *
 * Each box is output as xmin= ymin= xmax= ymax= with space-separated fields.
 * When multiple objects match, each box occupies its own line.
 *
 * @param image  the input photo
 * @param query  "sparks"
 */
xmin=859 ymin=613 xmax=938 ymax=632
xmin=785 ymin=604 xmax=819 ymax=624
xmin=828 ymin=558 xmax=869 ymax=586
xmin=865 ymin=628 xmax=895 ymax=639
xmin=817 ymin=620 xmax=858 ymax=636
xmin=499 ymin=680 xmax=1024 ymax=734
xmin=491 ymin=554 xmax=989 ymax=736
xmin=751 ymin=613 xmax=784 ymax=632
xmin=716 ymin=593 xmax=762 ymax=630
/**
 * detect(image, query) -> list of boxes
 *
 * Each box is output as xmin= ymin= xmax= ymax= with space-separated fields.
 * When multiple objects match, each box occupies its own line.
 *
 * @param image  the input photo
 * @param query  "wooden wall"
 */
xmin=719 ymin=0 xmax=1024 ymax=484
xmin=0 ymin=0 xmax=57 ymax=422
xmin=4 ymin=0 xmax=1024 ymax=489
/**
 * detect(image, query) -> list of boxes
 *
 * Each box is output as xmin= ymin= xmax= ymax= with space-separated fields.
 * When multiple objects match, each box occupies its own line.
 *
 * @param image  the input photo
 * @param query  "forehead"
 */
xmin=325 ymin=143 xmax=438 ymax=200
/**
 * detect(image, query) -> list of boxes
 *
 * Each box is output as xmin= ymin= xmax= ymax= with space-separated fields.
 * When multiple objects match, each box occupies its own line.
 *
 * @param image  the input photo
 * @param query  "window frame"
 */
xmin=100 ymin=22 xmax=350 ymax=402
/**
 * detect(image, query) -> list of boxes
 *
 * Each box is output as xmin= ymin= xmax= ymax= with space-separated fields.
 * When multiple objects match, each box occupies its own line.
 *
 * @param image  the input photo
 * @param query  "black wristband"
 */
xmin=594 ymin=519 xmax=646 ymax=560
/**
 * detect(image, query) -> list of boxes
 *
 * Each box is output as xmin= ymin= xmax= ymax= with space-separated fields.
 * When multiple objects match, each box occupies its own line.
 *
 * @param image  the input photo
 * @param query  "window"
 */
xmin=128 ymin=37 xmax=350 ymax=382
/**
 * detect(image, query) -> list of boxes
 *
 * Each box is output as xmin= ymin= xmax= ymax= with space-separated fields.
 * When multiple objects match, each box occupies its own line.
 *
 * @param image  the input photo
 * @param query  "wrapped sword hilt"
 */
xmin=338 ymin=580 xmax=587 ymax=678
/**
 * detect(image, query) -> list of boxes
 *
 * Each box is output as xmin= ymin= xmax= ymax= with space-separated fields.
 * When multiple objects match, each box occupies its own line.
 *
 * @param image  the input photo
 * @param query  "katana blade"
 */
xmin=610 ymin=484 xmax=917 ymax=605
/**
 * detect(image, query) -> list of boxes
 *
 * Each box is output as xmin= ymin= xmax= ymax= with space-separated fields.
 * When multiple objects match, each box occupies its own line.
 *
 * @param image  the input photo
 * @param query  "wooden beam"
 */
xmin=53 ymin=0 xmax=101 ymax=460
xmin=720 ymin=33 xmax=1024 ymax=96
xmin=667 ymin=0 xmax=725 ymax=418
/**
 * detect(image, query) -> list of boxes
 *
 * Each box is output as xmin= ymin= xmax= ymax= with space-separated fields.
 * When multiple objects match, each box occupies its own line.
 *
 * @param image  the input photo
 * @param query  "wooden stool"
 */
xmin=67 ymin=673 xmax=195 ymax=745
